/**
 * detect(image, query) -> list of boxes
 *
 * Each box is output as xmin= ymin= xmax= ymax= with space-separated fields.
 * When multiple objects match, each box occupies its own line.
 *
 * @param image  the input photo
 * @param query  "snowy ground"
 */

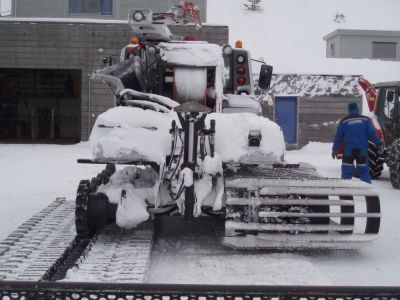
xmin=0 ymin=142 xmax=399 ymax=286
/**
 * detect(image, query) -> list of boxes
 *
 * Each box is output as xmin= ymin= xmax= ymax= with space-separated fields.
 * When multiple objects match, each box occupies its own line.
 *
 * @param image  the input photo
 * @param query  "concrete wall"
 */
xmin=0 ymin=20 xmax=227 ymax=140
xmin=324 ymin=30 xmax=400 ymax=61
xmin=13 ymin=0 xmax=207 ymax=21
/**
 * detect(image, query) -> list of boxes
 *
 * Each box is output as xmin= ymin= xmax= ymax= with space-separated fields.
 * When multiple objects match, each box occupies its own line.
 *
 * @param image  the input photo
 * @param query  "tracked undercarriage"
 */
xmin=75 ymin=158 xmax=380 ymax=251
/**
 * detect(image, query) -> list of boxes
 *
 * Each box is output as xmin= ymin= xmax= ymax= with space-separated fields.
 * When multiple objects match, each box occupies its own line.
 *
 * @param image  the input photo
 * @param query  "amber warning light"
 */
xmin=130 ymin=37 xmax=139 ymax=44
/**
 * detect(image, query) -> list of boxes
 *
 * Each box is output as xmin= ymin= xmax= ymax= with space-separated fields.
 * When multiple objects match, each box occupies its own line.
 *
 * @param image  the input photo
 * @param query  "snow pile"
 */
xmin=90 ymin=106 xmax=175 ymax=163
xmin=90 ymin=107 xmax=285 ymax=164
xmin=119 ymin=89 xmax=179 ymax=109
xmin=195 ymin=153 xmax=225 ymax=214
xmin=180 ymin=167 xmax=194 ymax=187
xmin=203 ymin=154 xmax=223 ymax=176
xmin=158 ymin=41 xmax=224 ymax=67
xmin=97 ymin=166 xmax=159 ymax=229
xmin=207 ymin=112 xmax=285 ymax=163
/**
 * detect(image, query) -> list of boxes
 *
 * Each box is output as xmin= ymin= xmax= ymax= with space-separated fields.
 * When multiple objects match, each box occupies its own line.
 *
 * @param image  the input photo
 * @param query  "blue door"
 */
xmin=275 ymin=96 xmax=297 ymax=144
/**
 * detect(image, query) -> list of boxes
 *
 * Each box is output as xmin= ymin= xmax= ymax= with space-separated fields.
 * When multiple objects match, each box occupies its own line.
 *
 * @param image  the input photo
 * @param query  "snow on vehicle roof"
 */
xmin=158 ymin=41 xmax=224 ymax=67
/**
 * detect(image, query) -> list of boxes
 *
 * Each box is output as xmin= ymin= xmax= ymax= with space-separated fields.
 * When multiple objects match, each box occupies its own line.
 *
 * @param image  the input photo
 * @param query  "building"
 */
xmin=10 ymin=0 xmax=207 ymax=22
xmin=258 ymin=74 xmax=363 ymax=148
xmin=324 ymin=29 xmax=400 ymax=61
xmin=0 ymin=19 xmax=227 ymax=143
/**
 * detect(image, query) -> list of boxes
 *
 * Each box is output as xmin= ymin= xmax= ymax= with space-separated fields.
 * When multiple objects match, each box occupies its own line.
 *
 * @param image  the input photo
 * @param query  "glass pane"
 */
xmin=81 ymin=0 xmax=100 ymax=13
xmin=69 ymin=0 xmax=81 ymax=13
xmin=101 ymin=0 xmax=113 ymax=15
xmin=372 ymin=42 xmax=397 ymax=59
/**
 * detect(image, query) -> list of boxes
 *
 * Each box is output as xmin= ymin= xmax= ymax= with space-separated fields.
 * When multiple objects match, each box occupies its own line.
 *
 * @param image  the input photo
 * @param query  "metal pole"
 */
xmin=88 ymin=74 xmax=91 ymax=139
xmin=51 ymin=108 xmax=54 ymax=140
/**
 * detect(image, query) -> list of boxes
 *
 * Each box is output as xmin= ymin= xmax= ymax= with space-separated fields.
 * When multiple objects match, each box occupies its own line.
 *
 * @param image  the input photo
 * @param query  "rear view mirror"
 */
xmin=258 ymin=64 xmax=273 ymax=90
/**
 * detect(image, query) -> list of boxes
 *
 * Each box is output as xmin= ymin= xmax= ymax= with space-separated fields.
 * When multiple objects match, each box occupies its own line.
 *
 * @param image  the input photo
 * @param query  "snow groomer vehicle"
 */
xmin=73 ymin=1 xmax=382 ymax=251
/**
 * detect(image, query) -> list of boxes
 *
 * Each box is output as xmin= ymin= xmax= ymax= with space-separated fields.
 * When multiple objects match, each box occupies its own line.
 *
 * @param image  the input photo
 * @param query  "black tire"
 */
xmin=388 ymin=138 xmax=400 ymax=189
xmin=75 ymin=180 xmax=91 ymax=238
xmin=368 ymin=140 xmax=384 ymax=179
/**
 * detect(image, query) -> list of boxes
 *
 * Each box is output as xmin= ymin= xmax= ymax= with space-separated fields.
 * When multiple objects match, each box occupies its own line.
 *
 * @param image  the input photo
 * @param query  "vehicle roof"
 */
xmin=375 ymin=81 xmax=400 ymax=88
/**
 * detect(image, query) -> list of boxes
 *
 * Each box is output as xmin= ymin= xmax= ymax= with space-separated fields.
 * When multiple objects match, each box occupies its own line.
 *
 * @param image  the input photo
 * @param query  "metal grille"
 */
xmin=1 ymin=282 xmax=399 ymax=300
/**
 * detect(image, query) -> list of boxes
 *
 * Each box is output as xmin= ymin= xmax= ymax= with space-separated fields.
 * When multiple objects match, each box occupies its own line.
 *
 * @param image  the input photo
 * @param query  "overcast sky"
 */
xmin=0 ymin=0 xmax=11 ymax=15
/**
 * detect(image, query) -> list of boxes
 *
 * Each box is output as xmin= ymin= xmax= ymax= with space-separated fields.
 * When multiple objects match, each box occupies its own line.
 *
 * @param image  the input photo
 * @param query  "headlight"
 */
xmin=236 ymin=55 xmax=245 ymax=64
xmin=223 ymin=45 xmax=233 ymax=56
xmin=132 ymin=11 xmax=145 ymax=22
xmin=147 ymin=45 xmax=157 ymax=54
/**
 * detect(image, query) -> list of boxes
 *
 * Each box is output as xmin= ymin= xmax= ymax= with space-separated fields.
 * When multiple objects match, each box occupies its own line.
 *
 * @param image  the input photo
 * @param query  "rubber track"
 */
xmin=41 ymin=237 xmax=91 ymax=281
xmin=0 ymin=198 xmax=76 ymax=281
xmin=0 ymin=198 xmax=154 ymax=282
xmin=61 ymin=224 xmax=153 ymax=283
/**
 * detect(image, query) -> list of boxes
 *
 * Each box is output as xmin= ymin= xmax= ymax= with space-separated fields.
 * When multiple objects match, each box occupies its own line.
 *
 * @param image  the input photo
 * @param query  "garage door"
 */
xmin=0 ymin=68 xmax=81 ymax=143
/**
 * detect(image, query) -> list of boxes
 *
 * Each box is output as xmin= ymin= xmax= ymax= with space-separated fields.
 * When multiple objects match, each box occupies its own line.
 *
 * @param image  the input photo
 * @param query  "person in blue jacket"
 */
xmin=332 ymin=102 xmax=383 ymax=183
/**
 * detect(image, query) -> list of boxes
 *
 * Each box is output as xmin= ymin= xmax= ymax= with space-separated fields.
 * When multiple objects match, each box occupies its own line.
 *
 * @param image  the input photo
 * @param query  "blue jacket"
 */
xmin=332 ymin=109 xmax=381 ymax=154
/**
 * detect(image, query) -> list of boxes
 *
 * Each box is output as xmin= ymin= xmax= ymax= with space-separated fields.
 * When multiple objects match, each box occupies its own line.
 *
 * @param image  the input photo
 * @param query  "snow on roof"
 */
xmin=261 ymin=74 xmax=362 ymax=99
xmin=158 ymin=41 xmax=223 ymax=67
xmin=324 ymin=29 xmax=400 ymax=41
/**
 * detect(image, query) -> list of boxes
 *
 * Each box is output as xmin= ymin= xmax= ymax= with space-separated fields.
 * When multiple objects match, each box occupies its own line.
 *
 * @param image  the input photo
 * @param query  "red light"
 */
xmin=183 ymin=35 xmax=196 ymax=41
xmin=237 ymin=77 xmax=246 ymax=85
xmin=237 ymin=67 xmax=246 ymax=75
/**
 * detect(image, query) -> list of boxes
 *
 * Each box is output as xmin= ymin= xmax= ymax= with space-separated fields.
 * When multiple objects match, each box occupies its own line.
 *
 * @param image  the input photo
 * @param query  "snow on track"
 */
xmin=0 ymin=198 xmax=76 ymax=281
xmin=63 ymin=224 xmax=153 ymax=283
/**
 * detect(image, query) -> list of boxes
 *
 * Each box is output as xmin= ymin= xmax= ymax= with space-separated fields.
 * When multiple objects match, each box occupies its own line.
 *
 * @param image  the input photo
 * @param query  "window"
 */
xmin=330 ymin=42 xmax=335 ymax=57
xmin=377 ymin=87 xmax=397 ymax=120
xmin=69 ymin=0 xmax=113 ymax=15
xmin=372 ymin=42 xmax=397 ymax=59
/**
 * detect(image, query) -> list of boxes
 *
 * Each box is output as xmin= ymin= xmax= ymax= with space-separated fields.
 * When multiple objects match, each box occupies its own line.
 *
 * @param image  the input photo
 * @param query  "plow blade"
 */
xmin=224 ymin=175 xmax=380 ymax=250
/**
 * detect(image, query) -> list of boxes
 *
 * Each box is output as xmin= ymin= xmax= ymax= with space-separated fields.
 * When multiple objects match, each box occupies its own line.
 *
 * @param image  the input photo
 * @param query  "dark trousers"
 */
xmin=342 ymin=148 xmax=371 ymax=183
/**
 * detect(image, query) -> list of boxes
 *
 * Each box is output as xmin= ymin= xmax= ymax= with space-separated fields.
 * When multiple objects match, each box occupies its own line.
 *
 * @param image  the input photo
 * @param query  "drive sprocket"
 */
xmin=75 ymin=180 xmax=91 ymax=238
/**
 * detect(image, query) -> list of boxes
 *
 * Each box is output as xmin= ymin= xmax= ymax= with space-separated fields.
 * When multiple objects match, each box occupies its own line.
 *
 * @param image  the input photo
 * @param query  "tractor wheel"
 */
xmin=388 ymin=138 xmax=400 ymax=189
xmin=368 ymin=140 xmax=384 ymax=179
xmin=75 ymin=180 xmax=91 ymax=238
